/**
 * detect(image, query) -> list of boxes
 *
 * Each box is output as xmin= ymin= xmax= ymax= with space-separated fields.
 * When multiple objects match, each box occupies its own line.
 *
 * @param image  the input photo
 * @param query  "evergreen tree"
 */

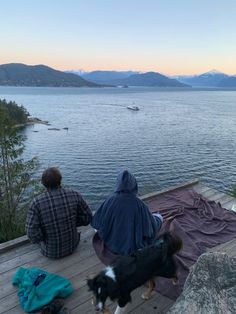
xmin=0 ymin=100 xmax=39 ymax=242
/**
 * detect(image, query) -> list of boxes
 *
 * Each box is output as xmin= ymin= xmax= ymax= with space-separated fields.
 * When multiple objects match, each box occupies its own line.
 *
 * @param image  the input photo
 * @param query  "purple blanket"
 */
xmin=147 ymin=188 xmax=236 ymax=299
xmin=93 ymin=188 xmax=236 ymax=300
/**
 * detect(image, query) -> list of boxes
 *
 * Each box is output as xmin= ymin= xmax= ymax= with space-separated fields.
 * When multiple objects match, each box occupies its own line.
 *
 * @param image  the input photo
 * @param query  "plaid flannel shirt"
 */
xmin=26 ymin=187 xmax=92 ymax=258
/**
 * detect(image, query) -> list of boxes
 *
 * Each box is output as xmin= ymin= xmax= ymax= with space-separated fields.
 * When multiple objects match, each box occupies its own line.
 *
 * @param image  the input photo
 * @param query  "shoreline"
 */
xmin=14 ymin=117 xmax=50 ymax=128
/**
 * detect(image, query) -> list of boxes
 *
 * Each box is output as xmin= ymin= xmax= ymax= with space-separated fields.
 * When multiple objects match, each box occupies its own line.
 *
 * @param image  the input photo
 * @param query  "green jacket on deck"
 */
xmin=12 ymin=267 xmax=73 ymax=313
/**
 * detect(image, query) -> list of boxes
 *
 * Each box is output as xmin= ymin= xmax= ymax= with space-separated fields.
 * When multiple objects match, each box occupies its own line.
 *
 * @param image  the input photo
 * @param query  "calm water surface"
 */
xmin=1 ymin=86 xmax=236 ymax=209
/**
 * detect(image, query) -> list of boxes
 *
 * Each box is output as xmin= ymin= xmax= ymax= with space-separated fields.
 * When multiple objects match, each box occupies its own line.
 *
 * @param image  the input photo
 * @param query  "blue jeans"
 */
xmin=153 ymin=213 xmax=163 ymax=232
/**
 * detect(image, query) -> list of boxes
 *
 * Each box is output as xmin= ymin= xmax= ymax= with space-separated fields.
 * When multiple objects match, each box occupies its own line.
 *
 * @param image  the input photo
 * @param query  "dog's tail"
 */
xmin=161 ymin=232 xmax=183 ymax=258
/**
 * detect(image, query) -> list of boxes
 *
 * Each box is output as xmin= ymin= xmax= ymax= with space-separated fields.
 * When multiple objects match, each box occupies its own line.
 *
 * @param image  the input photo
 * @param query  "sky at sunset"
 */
xmin=1 ymin=0 xmax=236 ymax=75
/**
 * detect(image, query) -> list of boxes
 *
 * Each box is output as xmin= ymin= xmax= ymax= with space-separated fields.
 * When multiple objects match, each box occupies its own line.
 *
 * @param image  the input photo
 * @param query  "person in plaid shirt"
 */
xmin=26 ymin=167 xmax=92 ymax=258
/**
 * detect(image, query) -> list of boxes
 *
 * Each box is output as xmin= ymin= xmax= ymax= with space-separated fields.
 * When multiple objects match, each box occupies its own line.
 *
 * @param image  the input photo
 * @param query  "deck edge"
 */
xmin=0 ymin=235 xmax=29 ymax=254
xmin=140 ymin=179 xmax=199 ymax=201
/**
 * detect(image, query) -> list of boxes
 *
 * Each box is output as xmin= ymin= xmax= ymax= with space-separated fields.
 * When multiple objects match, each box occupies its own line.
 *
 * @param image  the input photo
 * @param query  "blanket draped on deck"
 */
xmin=148 ymin=188 xmax=236 ymax=300
xmin=93 ymin=188 xmax=236 ymax=300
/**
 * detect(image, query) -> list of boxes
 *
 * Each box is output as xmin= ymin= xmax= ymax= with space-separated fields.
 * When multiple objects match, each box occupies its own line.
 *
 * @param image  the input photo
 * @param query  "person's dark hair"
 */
xmin=42 ymin=167 xmax=62 ymax=188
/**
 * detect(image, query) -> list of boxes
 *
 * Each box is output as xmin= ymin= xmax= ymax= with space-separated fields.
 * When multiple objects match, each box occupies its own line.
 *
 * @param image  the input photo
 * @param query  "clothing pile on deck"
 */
xmin=12 ymin=267 xmax=73 ymax=312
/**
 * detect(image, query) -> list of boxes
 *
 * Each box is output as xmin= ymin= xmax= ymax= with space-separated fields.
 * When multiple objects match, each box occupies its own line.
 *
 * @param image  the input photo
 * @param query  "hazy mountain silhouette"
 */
xmin=110 ymin=72 xmax=189 ymax=87
xmin=80 ymin=70 xmax=139 ymax=84
xmin=175 ymin=70 xmax=229 ymax=87
xmin=218 ymin=76 xmax=236 ymax=87
xmin=0 ymin=63 xmax=100 ymax=87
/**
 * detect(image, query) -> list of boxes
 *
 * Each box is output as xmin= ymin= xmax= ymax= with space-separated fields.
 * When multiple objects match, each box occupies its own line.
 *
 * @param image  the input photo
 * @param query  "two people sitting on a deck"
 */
xmin=26 ymin=167 xmax=92 ymax=258
xmin=91 ymin=170 xmax=163 ymax=264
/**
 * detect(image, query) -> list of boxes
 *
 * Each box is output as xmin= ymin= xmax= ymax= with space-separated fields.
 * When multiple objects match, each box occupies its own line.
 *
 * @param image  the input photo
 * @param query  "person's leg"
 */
xmin=153 ymin=213 xmax=163 ymax=232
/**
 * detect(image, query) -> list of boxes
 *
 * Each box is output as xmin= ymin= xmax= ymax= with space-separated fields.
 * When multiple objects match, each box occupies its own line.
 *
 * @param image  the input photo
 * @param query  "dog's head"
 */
xmin=160 ymin=232 xmax=183 ymax=256
xmin=87 ymin=273 xmax=111 ymax=312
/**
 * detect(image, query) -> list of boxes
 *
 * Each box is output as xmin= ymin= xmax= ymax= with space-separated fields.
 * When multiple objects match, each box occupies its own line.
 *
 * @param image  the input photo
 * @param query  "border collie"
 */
xmin=87 ymin=232 xmax=182 ymax=313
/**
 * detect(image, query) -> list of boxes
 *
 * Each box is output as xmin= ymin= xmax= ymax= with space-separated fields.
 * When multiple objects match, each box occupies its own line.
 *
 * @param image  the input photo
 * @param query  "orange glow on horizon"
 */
xmin=1 ymin=55 xmax=236 ymax=76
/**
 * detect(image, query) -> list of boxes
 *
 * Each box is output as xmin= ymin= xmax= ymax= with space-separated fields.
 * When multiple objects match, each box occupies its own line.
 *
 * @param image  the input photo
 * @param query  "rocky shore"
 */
xmin=27 ymin=117 xmax=50 ymax=125
xmin=14 ymin=117 xmax=50 ymax=128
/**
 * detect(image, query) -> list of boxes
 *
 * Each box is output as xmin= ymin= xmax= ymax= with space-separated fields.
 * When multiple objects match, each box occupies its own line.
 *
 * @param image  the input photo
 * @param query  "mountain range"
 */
xmin=174 ymin=70 xmax=235 ymax=87
xmin=218 ymin=76 xmax=236 ymax=88
xmin=76 ymin=70 xmax=189 ymax=87
xmin=110 ymin=72 xmax=189 ymax=87
xmin=77 ymin=69 xmax=236 ymax=88
xmin=0 ymin=64 xmax=189 ymax=88
xmin=0 ymin=63 xmax=99 ymax=87
xmin=1 ymin=64 xmax=236 ymax=88
xmin=78 ymin=70 xmax=139 ymax=84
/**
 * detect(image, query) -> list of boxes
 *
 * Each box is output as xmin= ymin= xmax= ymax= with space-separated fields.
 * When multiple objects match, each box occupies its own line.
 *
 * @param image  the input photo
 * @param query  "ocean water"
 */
xmin=1 ymin=86 xmax=236 ymax=210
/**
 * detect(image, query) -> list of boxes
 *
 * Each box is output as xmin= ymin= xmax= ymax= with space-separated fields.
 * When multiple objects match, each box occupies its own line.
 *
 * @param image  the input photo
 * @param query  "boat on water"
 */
xmin=127 ymin=105 xmax=140 ymax=111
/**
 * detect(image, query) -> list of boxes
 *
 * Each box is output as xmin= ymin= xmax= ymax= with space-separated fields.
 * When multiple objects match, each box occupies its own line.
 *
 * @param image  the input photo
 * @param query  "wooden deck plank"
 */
xmin=221 ymin=242 xmax=236 ymax=256
xmin=208 ymin=239 xmax=236 ymax=255
xmin=122 ymin=290 xmax=173 ymax=314
xmin=1 ymin=306 xmax=24 ymax=314
xmin=0 ymin=236 xmax=29 ymax=254
xmin=221 ymin=199 xmax=236 ymax=211
xmin=192 ymin=183 xmax=212 ymax=195
xmin=199 ymin=187 xmax=222 ymax=199
xmin=0 ymin=243 xmax=38 ymax=264
xmin=128 ymin=293 xmax=174 ymax=314
xmin=232 ymin=250 xmax=236 ymax=257
xmin=193 ymin=185 xmax=235 ymax=210
xmin=69 ymin=290 xmax=173 ymax=314
xmin=210 ymin=193 xmax=234 ymax=204
xmin=140 ymin=179 xmax=199 ymax=201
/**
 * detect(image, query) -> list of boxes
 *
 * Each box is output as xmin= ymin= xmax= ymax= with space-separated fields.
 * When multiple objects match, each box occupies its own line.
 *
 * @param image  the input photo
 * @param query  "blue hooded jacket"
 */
xmin=91 ymin=170 xmax=158 ymax=255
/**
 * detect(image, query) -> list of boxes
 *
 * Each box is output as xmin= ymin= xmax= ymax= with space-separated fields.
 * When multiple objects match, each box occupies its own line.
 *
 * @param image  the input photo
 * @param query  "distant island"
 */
xmin=0 ymin=63 xmax=102 ymax=87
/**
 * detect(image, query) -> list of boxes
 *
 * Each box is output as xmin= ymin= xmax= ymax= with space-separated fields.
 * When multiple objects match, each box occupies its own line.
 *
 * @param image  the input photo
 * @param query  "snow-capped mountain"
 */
xmin=175 ymin=70 xmax=229 ymax=87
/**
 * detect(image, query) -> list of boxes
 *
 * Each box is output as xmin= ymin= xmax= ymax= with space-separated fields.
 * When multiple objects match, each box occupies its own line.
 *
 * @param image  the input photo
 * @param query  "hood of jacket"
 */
xmin=114 ymin=170 xmax=138 ymax=194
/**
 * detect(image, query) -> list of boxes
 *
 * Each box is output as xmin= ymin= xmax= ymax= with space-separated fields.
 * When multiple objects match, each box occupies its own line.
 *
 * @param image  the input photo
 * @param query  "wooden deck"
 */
xmin=0 ymin=180 xmax=236 ymax=314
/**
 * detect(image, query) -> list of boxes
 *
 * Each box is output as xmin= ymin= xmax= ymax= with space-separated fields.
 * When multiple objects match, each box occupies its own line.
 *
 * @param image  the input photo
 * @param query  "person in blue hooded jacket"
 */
xmin=91 ymin=170 xmax=163 ymax=263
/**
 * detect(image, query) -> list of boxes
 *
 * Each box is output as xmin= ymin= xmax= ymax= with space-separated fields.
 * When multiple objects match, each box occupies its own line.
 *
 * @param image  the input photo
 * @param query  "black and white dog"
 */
xmin=87 ymin=232 xmax=182 ymax=314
